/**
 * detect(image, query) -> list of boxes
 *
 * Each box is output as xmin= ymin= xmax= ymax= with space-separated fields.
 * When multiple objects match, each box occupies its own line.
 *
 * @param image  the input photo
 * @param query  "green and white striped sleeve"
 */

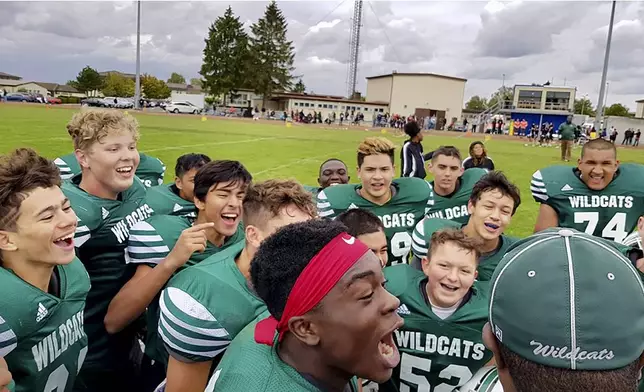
xmin=0 ymin=314 xmax=17 ymax=357
xmin=317 ymin=190 xmax=337 ymax=219
xmin=74 ymin=215 xmax=91 ymax=248
xmin=54 ymin=157 xmax=74 ymax=181
xmin=425 ymin=181 xmax=435 ymax=215
xmin=125 ymin=221 xmax=171 ymax=266
xmin=531 ymin=170 xmax=549 ymax=203
xmin=411 ymin=218 xmax=429 ymax=259
xmin=158 ymin=286 xmax=231 ymax=362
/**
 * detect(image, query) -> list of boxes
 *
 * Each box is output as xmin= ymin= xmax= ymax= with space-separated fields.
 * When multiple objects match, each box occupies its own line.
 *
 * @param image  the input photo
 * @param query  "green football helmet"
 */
xmin=457 ymin=366 xmax=504 ymax=392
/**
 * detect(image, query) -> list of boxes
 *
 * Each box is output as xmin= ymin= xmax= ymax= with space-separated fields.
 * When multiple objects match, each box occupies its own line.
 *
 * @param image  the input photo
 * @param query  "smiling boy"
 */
xmin=61 ymin=110 xmax=152 ymax=392
xmin=0 ymin=149 xmax=90 ymax=392
xmin=380 ymin=229 xmax=492 ymax=392
xmin=531 ymin=138 xmax=644 ymax=243
xmin=411 ymin=171 xmax=521 ymax=280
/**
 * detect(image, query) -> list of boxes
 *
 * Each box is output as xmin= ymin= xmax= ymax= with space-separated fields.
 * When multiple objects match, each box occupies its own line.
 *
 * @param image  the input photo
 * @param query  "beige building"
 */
xmin=262 ymin=92 xmax=388 ymax=122
xmin=0 ymin=72 xmax=24 ymax=92
xmin=14 ymin=82 xmax=84 ymax=98
xmin=365 ymin=72 xmax=467 ymax=126
xmin=635 ymin=99 xmax=644 ymax=118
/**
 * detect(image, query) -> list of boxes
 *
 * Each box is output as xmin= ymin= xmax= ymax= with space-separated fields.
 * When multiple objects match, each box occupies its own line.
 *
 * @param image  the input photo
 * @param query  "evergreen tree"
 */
xmin=249 ymin=1 xmax=295 ymax=103
xmin=71 ymin=66 xmax=104 ymax=93
xmin=200 ymin=6 xmax=250 ymax=106
xmin=293 ymin=79 xmax=306 ymax=93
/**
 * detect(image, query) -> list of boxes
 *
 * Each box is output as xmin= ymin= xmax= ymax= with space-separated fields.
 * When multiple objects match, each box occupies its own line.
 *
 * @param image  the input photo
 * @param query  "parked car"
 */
xmin=5 ymin=93 xmax=35 ymax=103
xmin=81 ymin=98 xmax=107 ymax=107
xmin=47 ymin=97 xmax=62 ymax=104
xmin=114 ymin=98 xmax=134 ymax=109
xmin=165 ymin=101 xmax=201 ymax=114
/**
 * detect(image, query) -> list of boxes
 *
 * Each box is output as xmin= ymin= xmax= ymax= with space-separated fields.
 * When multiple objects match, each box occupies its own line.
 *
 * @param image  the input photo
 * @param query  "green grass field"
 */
xmin=2 ymin=104 xmax=643 ymax=238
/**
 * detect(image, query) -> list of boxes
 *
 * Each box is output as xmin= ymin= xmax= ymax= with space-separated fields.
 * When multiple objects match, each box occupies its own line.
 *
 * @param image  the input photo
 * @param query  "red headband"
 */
xmin=254 ymin=232 xmax=370 ymax=345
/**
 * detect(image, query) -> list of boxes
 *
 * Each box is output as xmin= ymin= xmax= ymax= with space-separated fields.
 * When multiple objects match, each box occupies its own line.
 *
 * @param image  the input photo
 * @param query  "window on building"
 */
xmin=305 ymin=103 xmax=310 ymax=107
xmin=517 ymin=90 xmax=543 ymax=109
xmin=545 ymin=91 xmax=571 ymax=111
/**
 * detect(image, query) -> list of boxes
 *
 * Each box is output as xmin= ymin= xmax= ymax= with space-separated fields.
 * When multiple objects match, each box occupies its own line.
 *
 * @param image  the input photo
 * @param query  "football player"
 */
xmin=304 ymin=158 xmax=350 ymax=195
xmin=531 ymin=138 xmax=644 ymax=243
xmin=144 ymin=153 xmax=211 ymax=217
xmin=318 ymin=137 xmax=433 ymax=266
xmin=411 ymin=171 xmax=521 ymax=280
xmin=55 ymin=151 xmax=166 ymax=188
xmin=61 ymin=110 xmax=151 ymax=392
xmin=0 ymin=149 xmax=90 ymax=391
xmin=105 ymin=160 xmax=250 ymax=390
xmin=159 ymin=179 xmax=316 ymax=392
xmin=426 ymin=146 xmax=488 ymax=224
xmin=206 ymin=219 xmax=403 ymax=391
xmin=380 ymin=229 xmax=493 ymax=392
xmin=484 ymin=228 xmax=644 ymax=392
xmin=337 ymin=208 xmax=389 ymax=267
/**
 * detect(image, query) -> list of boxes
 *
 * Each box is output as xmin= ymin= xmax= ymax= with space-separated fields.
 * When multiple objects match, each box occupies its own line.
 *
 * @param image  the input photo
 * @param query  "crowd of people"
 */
xmin=0 ymin=108 xmax=643 ymax=392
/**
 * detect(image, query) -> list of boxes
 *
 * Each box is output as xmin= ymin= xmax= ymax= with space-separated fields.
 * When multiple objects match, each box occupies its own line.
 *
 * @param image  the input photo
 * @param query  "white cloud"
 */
xmin=0 ymin=0 xmax=642 ymax=108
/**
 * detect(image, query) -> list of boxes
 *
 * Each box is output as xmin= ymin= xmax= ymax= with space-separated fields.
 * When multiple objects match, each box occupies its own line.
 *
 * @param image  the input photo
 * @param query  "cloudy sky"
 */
xmin=2 ymin=1 xmax=643 ymax=109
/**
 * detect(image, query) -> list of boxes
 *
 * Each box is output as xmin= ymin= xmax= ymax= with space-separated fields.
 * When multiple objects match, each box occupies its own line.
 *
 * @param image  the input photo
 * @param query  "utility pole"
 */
xmin=134 ymin=0 xmax=142 ymax=110
xmin=594 ymin=0 xmax=616 ymax=131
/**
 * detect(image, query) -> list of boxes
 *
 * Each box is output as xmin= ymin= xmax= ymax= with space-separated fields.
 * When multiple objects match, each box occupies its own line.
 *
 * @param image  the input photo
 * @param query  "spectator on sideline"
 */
xmin=558 ymin=115 xmax=575 ymax=162
xmin=463 ymin=141 xmax=495 ymax=171
xmin=400 ymin=121 xmax=427 ymax=179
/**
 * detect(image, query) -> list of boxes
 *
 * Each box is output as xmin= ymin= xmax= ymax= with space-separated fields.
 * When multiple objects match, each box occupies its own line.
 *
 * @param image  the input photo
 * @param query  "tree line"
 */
xmin=66 ymin=1 xmax=305 ymax=103
xmin=465 ymin=88 xmax=634 ymax=118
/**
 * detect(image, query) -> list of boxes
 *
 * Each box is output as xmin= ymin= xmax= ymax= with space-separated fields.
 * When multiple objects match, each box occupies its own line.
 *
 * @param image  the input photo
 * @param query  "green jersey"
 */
xmin=303 ymin=185 xmax=322 ymax=196
xmin=158 ymin=242 xmax=266 ymax=367
xmin=54 ymin=152 xmax=166 ymax=188
xmin=426 ymin=168 xmax=487 ymax=224
xmin=62 ymin=174 xmax=151 ymax=371
xmin=317 ymin=178 xmax=433 ymax=266
xmin=126 ymin=214 xmax=245 ymax=363
xmin=380 ymin=265 xmax=492 ymax=392
xmin=531 ymin=163 xmax=644 ymax=243
xmin=0 ymin=258 xmax=90 ymax=392
xmin=411 ymin=217 xmax=519 ymax=281
xmin=207 ymin=312 xmax=359 ymax=392
xmin=144 ymin=184 xmax=197 ymax=217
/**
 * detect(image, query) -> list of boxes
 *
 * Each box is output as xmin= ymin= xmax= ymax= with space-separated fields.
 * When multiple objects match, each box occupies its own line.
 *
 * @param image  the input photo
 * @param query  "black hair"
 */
xmin=469 ymin=171 xmax=521 ymax=215
xmin=581 ymin=138 xmax=616 ymax=159
xmin=404 ymin=121 xmax=421 ymax=138
xmin=251 ymin=219 xmax=347 ymax=320
xmin=175 ymin=153 xmax=211 ymax=178
xmin=193 ymin=160 xmax=252 ymax=202
xmin=335 ymin=208 xmax=384 ymax=237
xmin=318 ymin=158 xmax=347 ymax=174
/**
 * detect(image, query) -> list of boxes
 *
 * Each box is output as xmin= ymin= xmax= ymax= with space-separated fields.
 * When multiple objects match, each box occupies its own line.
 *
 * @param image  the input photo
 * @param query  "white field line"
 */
xmin=254 ymin=147 xmax=355 ymax=176
xmin=141 ymin=137 xmax=277 ymax=153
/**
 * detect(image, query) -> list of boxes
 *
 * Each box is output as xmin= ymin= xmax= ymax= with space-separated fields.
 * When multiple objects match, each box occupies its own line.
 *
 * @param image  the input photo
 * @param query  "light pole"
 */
xmin=594 ymin=0 xmax=616 ymax=131
xmin=134 ymin=0 xmax=142 ymax=110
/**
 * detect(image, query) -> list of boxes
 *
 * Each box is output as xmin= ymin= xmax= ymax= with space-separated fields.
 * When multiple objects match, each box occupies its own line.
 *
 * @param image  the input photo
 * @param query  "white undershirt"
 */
xmin=428 ymin=297 xmax=463 ymax=320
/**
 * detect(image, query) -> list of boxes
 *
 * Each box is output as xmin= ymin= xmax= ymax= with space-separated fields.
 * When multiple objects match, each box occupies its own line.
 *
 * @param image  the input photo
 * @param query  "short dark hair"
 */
xmin=335 ymin=208 xmax=384 ymax=237
xmin=175 ymin=153 xmax=211 ymax=178
xmin=428 ymin=228 xmax=482 ymax=262
xmin=581 ymin=138 xmax=616 ymax=159
xmin=404 ymin=121 xmax=421 ymax=138
xmin=251 ymin=219 xmax=347 ymax=320
xmin=431 ymin=146 xmax=462 ymax=162
xmin=498 ymin=344 xmax=641 ymax=392
xmin=242 ymin=179 xmax=316 ymax=229
xmin=0 ymin=148 xmax=61 ymax=231
xmin=318 ymin=158 xmax=346 ymax=175
xmin=193 ymin=160 xmax=252 ymax=202
xmin=470 ymin=171 xmax=521 ymax=215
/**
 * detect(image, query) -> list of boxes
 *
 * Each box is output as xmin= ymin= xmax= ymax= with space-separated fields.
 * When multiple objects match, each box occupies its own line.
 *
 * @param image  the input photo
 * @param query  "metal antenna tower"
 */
xmin=346 ymin=0 xmax=363 ymax=98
